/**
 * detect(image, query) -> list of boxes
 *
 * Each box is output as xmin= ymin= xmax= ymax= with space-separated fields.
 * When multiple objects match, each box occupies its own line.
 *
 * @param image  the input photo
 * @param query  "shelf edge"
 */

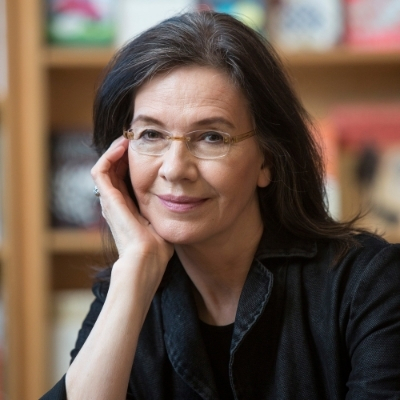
xmin=48 ymin=229 xmax=103 ymax=253
xmin=280 ymin=47 xmax=400 ymax=67
xmin=43 ymin=47 xmax=115 ymax=68
xmin=43 ymin=46 xmax=400 ymax=69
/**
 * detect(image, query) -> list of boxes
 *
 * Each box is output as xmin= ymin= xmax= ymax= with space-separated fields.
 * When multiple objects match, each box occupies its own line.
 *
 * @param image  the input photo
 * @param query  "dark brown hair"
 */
xmin=93 ymin=11 xmax=364 ymax=271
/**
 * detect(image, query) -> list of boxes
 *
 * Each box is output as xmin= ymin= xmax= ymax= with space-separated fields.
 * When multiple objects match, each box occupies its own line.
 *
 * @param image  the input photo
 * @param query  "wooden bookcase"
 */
xmin=3 ymin=1 xmax=400 ymax=399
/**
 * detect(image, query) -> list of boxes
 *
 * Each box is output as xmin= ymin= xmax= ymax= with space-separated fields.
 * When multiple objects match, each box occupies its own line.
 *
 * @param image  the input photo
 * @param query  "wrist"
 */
xmin=108 ymin=256 xmax=166 ymax=306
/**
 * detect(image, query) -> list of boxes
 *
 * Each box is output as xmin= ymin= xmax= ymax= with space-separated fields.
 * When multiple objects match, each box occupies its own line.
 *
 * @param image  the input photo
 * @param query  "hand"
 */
xmin=91 ymin=136 xmax=174 ymax=279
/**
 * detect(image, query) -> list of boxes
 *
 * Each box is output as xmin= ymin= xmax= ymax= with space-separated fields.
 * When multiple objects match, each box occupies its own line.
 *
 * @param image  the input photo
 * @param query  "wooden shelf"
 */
xmin=43 ymin=45 xmax=400 ymax=69
xmin=280 ymin=47 xmax=400 ymax=67
xmin=48 ymin=229 xmax=103 ymax=253
xmin=44 ymin=46 xmax=115 ymax=68
xmin=0 ymin=96 xmax=6 ymax=117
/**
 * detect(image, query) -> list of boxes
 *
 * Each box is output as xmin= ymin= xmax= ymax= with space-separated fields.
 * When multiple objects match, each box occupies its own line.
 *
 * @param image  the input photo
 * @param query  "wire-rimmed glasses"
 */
xmin=123 ymin=127 xmax=255 ymax=160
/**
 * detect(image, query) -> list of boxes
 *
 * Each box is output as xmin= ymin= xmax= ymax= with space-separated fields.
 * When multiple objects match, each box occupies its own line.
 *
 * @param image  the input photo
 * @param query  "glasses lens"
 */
xmin=127 ymin=129 xmax=231 ymax=159
xmin=130 ymin=129 xmax=169 ymax=155
xmin=187 ymin=130 xmax=230 ymax=159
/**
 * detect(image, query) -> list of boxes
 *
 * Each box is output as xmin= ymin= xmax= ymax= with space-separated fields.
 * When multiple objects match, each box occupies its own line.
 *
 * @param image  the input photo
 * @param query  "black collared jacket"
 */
xmin=41 ymin=234 xmax=400 ymax=399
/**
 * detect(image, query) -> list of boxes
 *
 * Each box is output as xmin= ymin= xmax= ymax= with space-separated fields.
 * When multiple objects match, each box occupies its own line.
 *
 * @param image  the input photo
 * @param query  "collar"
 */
xmin=255 ymin=226 xmax=318 ymax=260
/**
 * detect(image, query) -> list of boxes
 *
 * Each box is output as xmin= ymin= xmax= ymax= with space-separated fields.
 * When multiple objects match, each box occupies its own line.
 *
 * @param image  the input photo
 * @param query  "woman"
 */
xmin=42 ymin=11 xmax=400 ymax=400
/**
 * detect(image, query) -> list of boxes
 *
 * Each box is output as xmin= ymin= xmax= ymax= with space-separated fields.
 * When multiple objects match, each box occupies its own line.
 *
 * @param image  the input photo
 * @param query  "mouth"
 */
xmin=157 ymin=194 xmax=208 ymax=212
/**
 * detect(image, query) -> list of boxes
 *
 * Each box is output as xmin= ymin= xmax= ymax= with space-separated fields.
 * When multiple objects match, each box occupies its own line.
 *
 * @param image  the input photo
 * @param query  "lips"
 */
xmin=157 ymin=194 xmax=207 ymax=212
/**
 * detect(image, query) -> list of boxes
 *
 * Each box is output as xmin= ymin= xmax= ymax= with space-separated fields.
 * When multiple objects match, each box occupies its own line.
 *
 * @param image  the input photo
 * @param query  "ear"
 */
xmin=257 ymin=161 xmax=271 ymax=188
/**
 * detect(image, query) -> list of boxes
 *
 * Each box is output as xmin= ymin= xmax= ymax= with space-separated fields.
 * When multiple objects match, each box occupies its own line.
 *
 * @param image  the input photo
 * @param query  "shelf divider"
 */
xmin=49 ymin=229 xmax=103 ymax=253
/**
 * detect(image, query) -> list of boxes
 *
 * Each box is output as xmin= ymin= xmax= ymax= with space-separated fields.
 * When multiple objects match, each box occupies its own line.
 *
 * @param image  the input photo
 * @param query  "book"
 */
xmin=268 ymin=0 xmax=344 ymax=51
xmin=344 ymin=0 xmax=400 ymax=49
xmin=0 ymin=293 xmax=4 ymax=400
xmin=51 ymin=289 xmax=95 ymax=385
xmin=200 ymin=0 xmax=267 ymax=34
xmin=0 ymin=0 xmax=7 ymax=99
xmin=0 ymin=130 xmax=3 ymax=241
xmin=115 ymin=0 xmax=196 ymax=47
xmin=50 ymin=130 xmax=101 ymax=229
xmin=316 ymin=119 xmax=341 ymax=220
xmin=329 ymin=103 xmax=400 ymax=240
xmin=47 ymin=0 xmax=116 ymax=46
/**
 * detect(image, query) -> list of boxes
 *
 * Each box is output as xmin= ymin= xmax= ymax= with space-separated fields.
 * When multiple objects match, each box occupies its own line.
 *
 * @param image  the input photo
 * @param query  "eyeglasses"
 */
xmin=123 ymin=127 xmax=255 ymax=160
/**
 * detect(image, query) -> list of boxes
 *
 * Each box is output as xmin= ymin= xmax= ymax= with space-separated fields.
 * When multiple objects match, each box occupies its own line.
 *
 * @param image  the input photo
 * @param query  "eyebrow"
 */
xmin=131 ymin=115 xmax=236 ymax=130
xmin=131 ymin=115 xmax=166 ymax=127
xmin=195 ymin=117 xmax=236 ymax=130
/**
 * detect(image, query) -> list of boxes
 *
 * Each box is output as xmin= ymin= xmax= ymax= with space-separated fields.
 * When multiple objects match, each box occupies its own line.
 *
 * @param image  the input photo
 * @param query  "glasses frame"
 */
xmin=122 ymin=128 xmax=256 ymax=159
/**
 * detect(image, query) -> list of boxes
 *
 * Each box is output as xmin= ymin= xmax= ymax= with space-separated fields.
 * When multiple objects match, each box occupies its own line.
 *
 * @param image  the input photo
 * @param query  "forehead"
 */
xmin=132 ymin=66 xmax=253 ymax=131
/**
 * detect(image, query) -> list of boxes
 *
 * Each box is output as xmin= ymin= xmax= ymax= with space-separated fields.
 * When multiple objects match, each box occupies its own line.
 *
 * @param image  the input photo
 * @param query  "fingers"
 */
xmin=92 ymin=137 xmax=127 ymax=193
xmin=92 ymin=136 xmax=128 ymax=177
xmin=91 ymin=138 xmax=173 ymax=263
xmin=92 ymin=136 xmax=146 ymax=228
xmin=115 ymin=146 xmax=129 ymax=181
xmin=107 ymin=140 xmax=140 ymax=216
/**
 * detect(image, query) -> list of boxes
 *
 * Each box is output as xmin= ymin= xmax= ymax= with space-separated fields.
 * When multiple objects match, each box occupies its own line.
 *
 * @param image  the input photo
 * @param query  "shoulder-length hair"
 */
xmin=93 ymin=11 xmax=363 ymax=268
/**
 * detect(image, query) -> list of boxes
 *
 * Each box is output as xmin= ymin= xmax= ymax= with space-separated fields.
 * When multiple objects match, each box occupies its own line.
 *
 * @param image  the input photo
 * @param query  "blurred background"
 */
xmin=0 ymin=0 xmax=400 ymax=398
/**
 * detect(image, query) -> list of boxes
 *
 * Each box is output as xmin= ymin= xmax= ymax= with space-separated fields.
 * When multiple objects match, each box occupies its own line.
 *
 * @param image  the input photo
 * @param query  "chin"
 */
xmin=151 ymin=220 xmax=210 ymax=246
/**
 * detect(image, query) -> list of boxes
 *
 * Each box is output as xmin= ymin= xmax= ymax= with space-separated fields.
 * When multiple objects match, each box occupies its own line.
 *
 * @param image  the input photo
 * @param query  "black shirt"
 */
xmin=199 ymin=320 xmax=235 ymax=400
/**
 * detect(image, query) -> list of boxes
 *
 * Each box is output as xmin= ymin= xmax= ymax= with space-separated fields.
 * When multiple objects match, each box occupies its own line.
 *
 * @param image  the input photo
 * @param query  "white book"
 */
xmin=0 ymin=294 xmax=4 ymax=398
xmin=51 ymin=289 xmax=95 ymax=385
xmin=115 ymin=0 xmax=197 ymax=47
xmin=0 ymin=129 xmax=3 ymax=241
xmin=270 ymin=0 xmax=344 ymax=51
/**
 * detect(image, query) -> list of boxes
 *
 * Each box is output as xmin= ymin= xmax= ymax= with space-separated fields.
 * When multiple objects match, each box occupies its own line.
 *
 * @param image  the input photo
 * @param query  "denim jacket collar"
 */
xmin=255 ymin=226 xmax=317 ymax=260
xmin=161 ymin=256 xmax=219 ymax=399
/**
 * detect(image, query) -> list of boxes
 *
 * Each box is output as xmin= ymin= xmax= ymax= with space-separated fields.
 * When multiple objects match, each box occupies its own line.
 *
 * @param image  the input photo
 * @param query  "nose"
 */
xmin=158 ymin=140 xmax=198 ymax=182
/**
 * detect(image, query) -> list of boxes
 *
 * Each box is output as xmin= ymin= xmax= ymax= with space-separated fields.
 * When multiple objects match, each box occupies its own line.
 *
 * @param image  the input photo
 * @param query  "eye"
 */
xmin=200 ymin=131 xmax=225 ymax=144
xmin=139 ymin=129 xmax=165 ymax=140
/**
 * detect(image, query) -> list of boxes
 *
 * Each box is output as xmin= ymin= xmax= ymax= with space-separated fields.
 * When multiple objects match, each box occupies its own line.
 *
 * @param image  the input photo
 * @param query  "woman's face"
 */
xmin=128 ymin=65 xmax=271 ymax=246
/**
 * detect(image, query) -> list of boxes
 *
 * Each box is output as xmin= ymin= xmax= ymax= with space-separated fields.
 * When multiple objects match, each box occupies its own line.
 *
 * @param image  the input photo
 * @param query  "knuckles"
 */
xmin=91 ymin=166 xmax=99 ymax=180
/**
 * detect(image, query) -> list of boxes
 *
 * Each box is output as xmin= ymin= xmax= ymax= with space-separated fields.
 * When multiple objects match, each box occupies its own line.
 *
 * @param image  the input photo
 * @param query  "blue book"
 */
xmin=201 ymin=0 xmax=267 ymax=34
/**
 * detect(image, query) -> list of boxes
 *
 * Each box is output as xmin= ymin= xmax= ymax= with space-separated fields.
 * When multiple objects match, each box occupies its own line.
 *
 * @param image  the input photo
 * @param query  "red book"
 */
xmin=330 ymin=104 xmax=400 ymax=151
xmin=345 ymin=0 xmax=400 ymax=49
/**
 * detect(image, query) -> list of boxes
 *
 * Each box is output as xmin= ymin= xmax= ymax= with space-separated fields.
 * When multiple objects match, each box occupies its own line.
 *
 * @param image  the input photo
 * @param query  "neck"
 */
xmin=175 ymin=219 xmax=263 ymax=326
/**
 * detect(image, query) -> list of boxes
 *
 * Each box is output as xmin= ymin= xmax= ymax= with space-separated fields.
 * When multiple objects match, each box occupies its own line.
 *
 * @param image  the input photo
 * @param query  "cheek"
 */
xmin=128 ymin=157 xmax=158 ymax=206
xmin=208 ymin=160 xmax=260 ymax=200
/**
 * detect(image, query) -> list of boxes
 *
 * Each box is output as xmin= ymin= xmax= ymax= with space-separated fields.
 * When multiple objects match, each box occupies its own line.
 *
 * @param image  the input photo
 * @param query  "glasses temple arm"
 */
xmin=230 ymin=130 xmax=255 ymax=143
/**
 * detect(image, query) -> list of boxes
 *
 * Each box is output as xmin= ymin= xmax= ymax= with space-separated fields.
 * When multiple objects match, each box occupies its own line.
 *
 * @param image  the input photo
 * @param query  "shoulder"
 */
xmin=338 ymin=233 xmax=400 ymax=295
xmin=333 ymin=233 xmax=400 ymax=274
xmin=332 ymin=235 xmax=400 ymax=395
xmin=350 ymin=232 xmax=399 ymax=254
xmin=316 ymin=233 xmax=400 ymax=271
xmin=315 ymin=234 xmax=400 ymax=324
xmin=316 ymin=233 xmax=400 ymax=291
xmin=294 ymin=234 xmax=400 ymax=317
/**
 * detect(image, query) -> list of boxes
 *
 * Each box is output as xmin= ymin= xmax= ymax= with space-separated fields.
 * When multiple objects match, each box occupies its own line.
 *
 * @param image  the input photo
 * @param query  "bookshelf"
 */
xmin=4 ymin=1 xmax=400 ymax=399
